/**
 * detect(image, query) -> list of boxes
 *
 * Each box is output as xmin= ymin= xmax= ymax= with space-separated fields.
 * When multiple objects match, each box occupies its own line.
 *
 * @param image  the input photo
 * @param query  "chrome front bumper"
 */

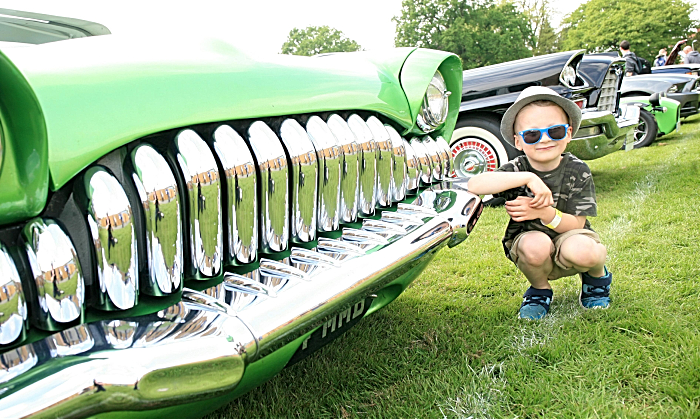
xmin=568 ymin=105 xmax=640 ymax=159
xmin=0 ymin=184 xmax=481 ymax=419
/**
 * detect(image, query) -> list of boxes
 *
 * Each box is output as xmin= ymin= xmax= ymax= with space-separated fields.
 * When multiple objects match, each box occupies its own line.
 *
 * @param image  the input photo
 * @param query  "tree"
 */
xmin=393 ymin=0 xmax=533 ymax=69
xmin=512 ymin=0 xmax=558 ymax=55
xmin=281 ymin=26 xmax=361 ymax=56
xmin=559 ymin=0 xmax=697 ymax=61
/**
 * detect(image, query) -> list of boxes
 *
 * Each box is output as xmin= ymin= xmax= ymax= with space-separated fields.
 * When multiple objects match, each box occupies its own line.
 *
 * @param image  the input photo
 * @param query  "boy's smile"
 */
xmin=513 ymin=104 xmax=571 ymax=172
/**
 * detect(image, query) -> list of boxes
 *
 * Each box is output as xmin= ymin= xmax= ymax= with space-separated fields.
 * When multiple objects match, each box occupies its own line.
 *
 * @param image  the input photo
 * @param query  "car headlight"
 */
xmin=667 ymin=84 xmax=679 ymax=93
xmin=416 ymin=71 xmax=451 ymax=133
xmin=560 ymin=65 xmax=577 ymax=88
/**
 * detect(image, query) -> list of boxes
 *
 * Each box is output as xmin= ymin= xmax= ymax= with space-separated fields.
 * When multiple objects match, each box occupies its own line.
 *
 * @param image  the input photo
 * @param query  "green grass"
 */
xmin=206 ymin=115 xmax=700 ymax=418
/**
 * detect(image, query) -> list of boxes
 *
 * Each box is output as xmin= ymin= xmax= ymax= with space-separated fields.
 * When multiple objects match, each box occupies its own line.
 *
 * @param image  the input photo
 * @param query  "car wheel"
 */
xmin=450 ymin=117 xmax=514 ymax=179
xmin=633 ymin=109 xmax=658 ymax=148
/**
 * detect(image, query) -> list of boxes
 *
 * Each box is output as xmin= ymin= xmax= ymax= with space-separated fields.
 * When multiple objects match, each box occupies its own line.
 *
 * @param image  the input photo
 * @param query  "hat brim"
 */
xmin=500 ymin=93 xmax=582 ymax=147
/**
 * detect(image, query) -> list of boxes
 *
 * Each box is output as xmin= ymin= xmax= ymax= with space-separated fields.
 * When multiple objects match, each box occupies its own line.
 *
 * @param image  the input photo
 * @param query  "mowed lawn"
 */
xmin=208 ymin=114 xmax=700 ymax=418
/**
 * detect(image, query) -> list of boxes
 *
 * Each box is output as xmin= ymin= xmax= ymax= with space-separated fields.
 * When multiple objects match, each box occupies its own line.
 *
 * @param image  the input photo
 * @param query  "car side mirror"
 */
xmin=649 ymin=92 xmax=665 ymax=107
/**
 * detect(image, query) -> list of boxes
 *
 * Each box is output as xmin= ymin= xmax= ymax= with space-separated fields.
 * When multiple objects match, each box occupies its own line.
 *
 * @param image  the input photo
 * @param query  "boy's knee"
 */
xmin=560 ymin=236 xmax=606 ymax=268
xmin=516 ymin=233 xmax=553 ymax=266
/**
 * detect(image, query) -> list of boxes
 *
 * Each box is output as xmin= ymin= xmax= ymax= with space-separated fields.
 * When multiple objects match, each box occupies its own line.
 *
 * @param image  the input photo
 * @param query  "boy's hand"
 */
xmin=505 ymin=196 xmax=551 ymax=222
xmin=526 ymin=176 xmax=553 ymax=208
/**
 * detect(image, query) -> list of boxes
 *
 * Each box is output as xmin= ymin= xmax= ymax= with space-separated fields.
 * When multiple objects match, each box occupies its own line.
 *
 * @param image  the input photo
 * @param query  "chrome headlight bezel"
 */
xmin=416 ymin=70 xmax=451 ymax=133
xmin=560 ymin=64 xmax=577 ymax=88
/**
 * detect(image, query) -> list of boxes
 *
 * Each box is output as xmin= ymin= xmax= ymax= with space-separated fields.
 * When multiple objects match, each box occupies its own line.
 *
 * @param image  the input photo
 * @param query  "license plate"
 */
xmin=287 ymin=296 xmax=374 ymax=366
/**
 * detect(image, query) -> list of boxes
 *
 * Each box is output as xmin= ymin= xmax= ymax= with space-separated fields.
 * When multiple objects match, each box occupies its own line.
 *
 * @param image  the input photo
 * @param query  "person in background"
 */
xmin=620 ymin=40 xmax=638 ymax=76
xmin=684 ymin=45 xmax=700 ymax=64
xmin=654 ymin=48 xmax=667 ymax=67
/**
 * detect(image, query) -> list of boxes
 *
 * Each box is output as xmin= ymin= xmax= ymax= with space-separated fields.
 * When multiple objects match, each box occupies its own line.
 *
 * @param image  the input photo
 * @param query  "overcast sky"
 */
xmin=2 ymin=0 xmax=697 ymax=54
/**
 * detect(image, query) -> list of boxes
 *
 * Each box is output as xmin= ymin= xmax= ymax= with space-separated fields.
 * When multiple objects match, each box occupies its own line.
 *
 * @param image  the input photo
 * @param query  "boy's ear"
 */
xmin=514 ymin=135 xmax=523 ymax=151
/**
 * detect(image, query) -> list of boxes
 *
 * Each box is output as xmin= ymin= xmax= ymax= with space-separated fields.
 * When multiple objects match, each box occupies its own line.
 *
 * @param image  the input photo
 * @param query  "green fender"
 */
xmin=620 ymin=96 xmax=681 ymax=136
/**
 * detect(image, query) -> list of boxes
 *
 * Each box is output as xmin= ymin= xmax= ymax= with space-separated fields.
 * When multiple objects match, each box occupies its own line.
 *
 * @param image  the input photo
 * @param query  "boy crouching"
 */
xmin=467 ymin=86 xmax=612 ymax=320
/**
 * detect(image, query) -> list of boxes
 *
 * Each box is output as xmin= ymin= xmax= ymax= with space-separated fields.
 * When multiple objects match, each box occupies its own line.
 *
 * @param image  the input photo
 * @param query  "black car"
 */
xmin=450 ymin=50 xmax=638 ymax=179
xmin=621 ymin=73 xmax=700 ymax=118
xmin=652 ymin=64 xmax=700 ymax=77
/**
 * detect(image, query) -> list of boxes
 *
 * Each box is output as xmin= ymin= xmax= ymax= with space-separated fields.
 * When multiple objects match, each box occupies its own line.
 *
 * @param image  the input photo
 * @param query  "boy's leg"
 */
xmin=557 ymin=233 xmax=607 ymax=277
xmin=555 ymin=232 xmax=611 ymax=309
xmin=510 ymin=231 xmax=556 ymax=319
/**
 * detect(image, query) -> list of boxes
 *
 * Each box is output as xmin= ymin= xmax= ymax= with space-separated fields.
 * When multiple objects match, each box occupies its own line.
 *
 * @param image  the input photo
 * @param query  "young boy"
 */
xmin=467 ymin=86 xmax=611 ymax=320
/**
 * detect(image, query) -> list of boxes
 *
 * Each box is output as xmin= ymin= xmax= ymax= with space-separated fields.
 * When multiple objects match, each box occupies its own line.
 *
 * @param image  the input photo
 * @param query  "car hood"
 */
xmin=461 ymin=50 xmax=586 ymax=99
xmin=1 ymin=34 xmax=425 ymax=193
xmin=0 ymin=8 xmax=111 ymax=44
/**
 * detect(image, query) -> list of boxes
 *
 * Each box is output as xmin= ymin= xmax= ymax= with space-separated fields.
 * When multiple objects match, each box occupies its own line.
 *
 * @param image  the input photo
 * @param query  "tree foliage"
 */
xmin=512 ymin=0 xmax=558 ymax=56
xmin=281 ymin=26 xmax=361 ymax=56
xmin=559 ymin=0 xmax=697 ymax=61
xmin=393 ymin=0 xmax=533 ymax=69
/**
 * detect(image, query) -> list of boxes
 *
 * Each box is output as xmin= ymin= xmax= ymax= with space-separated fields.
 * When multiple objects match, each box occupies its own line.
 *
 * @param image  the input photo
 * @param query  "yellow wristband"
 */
xmin=542 ymin=208 xmax=563 ymax=229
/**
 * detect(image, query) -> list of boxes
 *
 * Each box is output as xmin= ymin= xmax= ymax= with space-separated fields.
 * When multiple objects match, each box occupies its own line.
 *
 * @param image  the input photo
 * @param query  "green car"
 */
xmin=620 ymin=94 xmax=682 ymax=148
xmin=0 ymin=10 xmax=483 ymax=419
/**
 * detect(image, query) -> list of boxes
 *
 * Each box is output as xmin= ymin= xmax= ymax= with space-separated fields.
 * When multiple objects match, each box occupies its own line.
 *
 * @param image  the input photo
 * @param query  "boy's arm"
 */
xmin=505 ymin=197 xmax=587 ymax=231
xmin=467 ymin=172 xmax=554 ymax=208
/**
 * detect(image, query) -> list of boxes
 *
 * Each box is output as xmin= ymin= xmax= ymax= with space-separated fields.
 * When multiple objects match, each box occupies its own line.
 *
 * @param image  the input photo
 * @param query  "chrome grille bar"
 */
xmin=327 ymin=114 xmax=360 ymax=223
xmin=21 ymin=218 xmax=85 ymax=331
xmin=211 ymin=125 xmax=258 ymax=264
xmin=403 ymin=139 xmax=421 ymax=193
xmin=0 ymin=243 xmax=27 ymax=345
xmin=279 ymin=119 xmax=319 ymax=243
xmin=305 ymin=116 xmax=342 ymax=231
xmin=130 ymin=144 xmax=183 ymax=295
xmin=384 ymin=125 xmax=407 ymax=202
xmin=173 ymin=129 xmax=223 ymax=278
xmin=347 ymin=114 xmax=378 ymax=217
xmin=247 ymin=122 xmax=289 ymax=253
xmin=82 ymin=167 xmax=138 ymax=311
xmin=366 ymin=116 xmax=393 ymax=207
xmin=409 ymin=138 xmax=433 ymax=184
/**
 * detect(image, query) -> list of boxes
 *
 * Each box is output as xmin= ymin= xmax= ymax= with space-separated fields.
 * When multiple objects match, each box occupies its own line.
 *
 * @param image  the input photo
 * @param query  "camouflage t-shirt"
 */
xmin=494 ymin=152 xmax=597 ymax=258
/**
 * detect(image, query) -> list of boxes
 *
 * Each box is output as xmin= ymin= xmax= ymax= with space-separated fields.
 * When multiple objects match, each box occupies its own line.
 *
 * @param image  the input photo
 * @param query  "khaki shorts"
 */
xmin=506 ymin=229 xmax=601 ymax=280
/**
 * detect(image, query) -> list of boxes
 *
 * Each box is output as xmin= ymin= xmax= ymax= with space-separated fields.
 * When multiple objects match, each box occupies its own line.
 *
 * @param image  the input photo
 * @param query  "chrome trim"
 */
xmin=434 ymin=136 xmax=454 ymax=178
xmin=421 ymin=137 xmax=443 ymax=181
xmin=211 ymin=125 xmax=258 ymax=264
xmin=224 ymin=272 xmax=276 ymax=298
xmin=384 ymin=125 xmax=407 ymax=202
xmin=1 ymin=186 xmax=483 ymax=418
xmin=279 ymin=120 xmax=318 ymax=243
xmin=259 ymin=258 xmax=309 ymax=283
xmin=327 ymin=114 xmax=360 ymax=223
xmin=83 ymin=167 xmax=138 ymax=311
xmin=317 ymin=238 xmax=365 ymax=261
xmin=347 ymin=114 xmax=378 ymax=217
xmin=182 ymin=287 xmax=235 ymax=315
xmin=403 ymin=139 xmax=421 ymax=193
xmin=0 ymin=345 xmax=37 ymax=384
xmin=362 ymin=219 xmax=408 ymax=236
xmin=366 ymin=116 xmax=393 ymax=207
xmin=409 ymin=138 xmax=433 ymax=184
xmin=0 ymin=243 xmax=27 ymax=345
xmin=237 ymin=186 xmax=482 ymax=358
xmin=173 ymin=129 xmax=223 ymax=278
xmin=131 ymin=145 xmax=183 ymax=296
xmin=305 ymin=116 xmax=342 ymax=231
xmin=289 ymin=247 xmax=340 ymax=272
xmin=0 ymin=303 xmax=257 ymax=419
xmin=21 ymin=218 xmax=84 ymax=331
xmin=397 ymin=202 xmax=439 ymax=218
xmin=380 ymin=211 xmax=425 ymax=229
xmin=247 ymin=122 xmax=290 ymax=253
xmin=342 ymin=228 xmax=388 ymax=249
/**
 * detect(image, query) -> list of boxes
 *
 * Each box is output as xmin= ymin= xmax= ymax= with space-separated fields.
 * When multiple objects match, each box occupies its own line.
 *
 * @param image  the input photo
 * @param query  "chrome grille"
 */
xmin=598 ymin=68 xmax=619 ymax=113
xmin=0 ymin=111 xmax=451 ymax=348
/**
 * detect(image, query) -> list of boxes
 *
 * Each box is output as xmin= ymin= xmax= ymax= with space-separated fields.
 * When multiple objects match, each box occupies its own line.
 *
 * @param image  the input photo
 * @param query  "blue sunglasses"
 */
xmin=518 ymin=124 xmax=570 ymax=145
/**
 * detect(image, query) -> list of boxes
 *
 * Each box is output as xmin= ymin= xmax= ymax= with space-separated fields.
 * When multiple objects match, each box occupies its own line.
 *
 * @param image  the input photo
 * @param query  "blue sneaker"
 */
xmin=519 ymin=287 xmax=553 ymax=320
xmin=580 ymin=268 xmax=612 ymax=309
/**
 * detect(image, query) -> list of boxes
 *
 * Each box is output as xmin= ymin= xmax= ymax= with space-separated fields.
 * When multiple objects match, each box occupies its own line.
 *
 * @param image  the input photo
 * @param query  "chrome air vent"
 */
xmin=0 ymin=111 xmax=483 ymax=419
xmin=598 ymin=68 xmax=620 ymax=113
